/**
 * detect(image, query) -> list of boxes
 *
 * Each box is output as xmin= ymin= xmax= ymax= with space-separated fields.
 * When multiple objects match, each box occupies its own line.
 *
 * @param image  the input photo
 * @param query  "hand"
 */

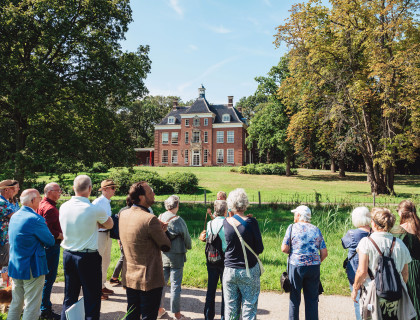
xmin=207 ymin=208 xmax=212 ymax=215
xmin=246 ymin=214 xmax=253 ymax=218
xmin=57 ymin=233 xmax=64 ymax=240
xmin=351 ymin=287 xmax=358 ymax=302
xmin=160 ymin=220 xmax=168 ymax=232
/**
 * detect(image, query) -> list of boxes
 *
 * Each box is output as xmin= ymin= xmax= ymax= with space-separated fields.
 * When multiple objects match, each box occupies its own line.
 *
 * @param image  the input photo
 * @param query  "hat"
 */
xmin=291 ymin=205 xmax=312 ymax=217
xmin=0 ymin=180 xmax=15 ymax=190
xmin=99 ymin=179 xmax=117 ymax=191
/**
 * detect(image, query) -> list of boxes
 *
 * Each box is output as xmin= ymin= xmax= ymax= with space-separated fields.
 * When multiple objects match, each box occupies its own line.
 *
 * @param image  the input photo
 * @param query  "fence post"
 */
xmin=258 ymin=191 xmax=261 ymax=207
xmin=372 ymin=193 xmax=376 ymax=207
xmin=204 ymin=190 xmax=207 ymax=205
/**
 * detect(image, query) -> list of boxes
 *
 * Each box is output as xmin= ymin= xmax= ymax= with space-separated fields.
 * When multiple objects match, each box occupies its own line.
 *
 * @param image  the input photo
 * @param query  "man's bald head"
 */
xmin=20 ymin=189 xmax=41 ymax=210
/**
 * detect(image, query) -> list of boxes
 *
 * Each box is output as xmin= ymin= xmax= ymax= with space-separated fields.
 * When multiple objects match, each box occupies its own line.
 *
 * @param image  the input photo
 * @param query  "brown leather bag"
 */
xmin=199 ymin=210 xmax=210 ymax=242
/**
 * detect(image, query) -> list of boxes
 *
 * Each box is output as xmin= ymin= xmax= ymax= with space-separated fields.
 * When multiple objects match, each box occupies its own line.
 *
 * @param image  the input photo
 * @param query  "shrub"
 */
xmin=246 ymin=164 xmax=257 ymax=174
xmin=233 ymin=163 xmax=295 ymax=176
xmin=256 ymin=164 xmax=272 ymax=175
xmin=238 ymin=166 xmax=247 ymax=174
xmin=109 ymin=169 xmax=133 ymax=195
xmin=164 ymin=172 xmax=199 ymax=194
xmin=230 ymin=167 xmax=238 ymax=172
xmin=87 ymin=162 xmax=109 ymax=173
xmin=132 ymin=170 xmax=173 ymax=195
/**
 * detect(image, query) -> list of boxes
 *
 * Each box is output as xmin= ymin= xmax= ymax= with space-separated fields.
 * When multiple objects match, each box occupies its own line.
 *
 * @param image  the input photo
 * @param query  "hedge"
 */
xmin=234 ymin=163 xmax=297 ymax=176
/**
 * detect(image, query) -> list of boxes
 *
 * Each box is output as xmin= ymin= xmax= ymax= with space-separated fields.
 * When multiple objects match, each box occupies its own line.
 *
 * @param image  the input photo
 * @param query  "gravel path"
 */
xmin=50 ymin=282 xmax=355 ymax=320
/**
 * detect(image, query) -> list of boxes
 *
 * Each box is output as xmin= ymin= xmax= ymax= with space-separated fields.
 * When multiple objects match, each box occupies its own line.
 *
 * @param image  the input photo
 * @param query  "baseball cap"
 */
xmin=291 ymin=205 xmax=312 ymax=217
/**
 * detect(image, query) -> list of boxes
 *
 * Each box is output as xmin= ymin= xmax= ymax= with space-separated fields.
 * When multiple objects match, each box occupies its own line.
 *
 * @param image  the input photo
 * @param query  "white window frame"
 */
xmin=185 ymin=119 xmax=190 ymax=126
xmin=222 ymin=114 xmax=230 ymax=122
xmin=203 ymin=149 xmax=209 ymax=163
xmin=171 ymin=132 xmax=178 ymax=144
xmin=185 ymin=132 xmax=189 ymax=144
xmin=192 ymin=131 xmax=200 ymax=143
xmin=171 ymin=150 xmax=178 ymax=164
xmin=216 ymin=149 xmax=224 ymax=164
xmin=227 ymin=131 xmax=234 ymax=143
xmin=227 ymin=149 xmax=234 ymax=164
xmin=162 ymin=132 xmax=169 ymax=144
xmin=204 ymin=131 xmax=208 ymax=143
xmin=204 ymin=118 xmax=208 ymax=126
xmin=184 ymin=150 xmax=189 ymax=164
xmin=162 ymin=150 xmax=168 ymax=163
xmin=168 ymin=116 xmax=175 ymax=124
xmin=217 ymin=131 xmax=224 ymax=143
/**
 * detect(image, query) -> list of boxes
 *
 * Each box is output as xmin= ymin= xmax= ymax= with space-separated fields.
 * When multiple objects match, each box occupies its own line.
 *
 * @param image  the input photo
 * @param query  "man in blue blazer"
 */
xmin=7 ymin=188 xmax=55 ymax=320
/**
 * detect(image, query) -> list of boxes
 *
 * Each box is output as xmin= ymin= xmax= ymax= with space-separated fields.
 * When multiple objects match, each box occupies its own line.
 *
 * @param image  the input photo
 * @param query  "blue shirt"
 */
xmin=282 ymin=222 xmax=326 ymax=266
xmin=341 ymin=228 xmax=369 ymax=284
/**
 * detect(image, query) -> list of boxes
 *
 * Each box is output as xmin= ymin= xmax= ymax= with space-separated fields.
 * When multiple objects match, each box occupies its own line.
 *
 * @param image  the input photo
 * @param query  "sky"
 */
xmin=120 ymin=1 xmax=297 ymax=105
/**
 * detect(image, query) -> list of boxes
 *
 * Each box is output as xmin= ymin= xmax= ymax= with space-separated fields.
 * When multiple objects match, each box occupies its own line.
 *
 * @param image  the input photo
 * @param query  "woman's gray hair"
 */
xmin=296 ymin=212 xmax=311 ymax=222
xmin=164 ymin=195 xmax=180 ymax=211
xmin=74 ymin=175 xmax=92 ymax=193
xmin=352 ymin=207 xmax=371 ymax=228
xmin=227 ymin=188 xmax=249 ymax=213
xmin=214 ymin=200 xmax=227 ymax=216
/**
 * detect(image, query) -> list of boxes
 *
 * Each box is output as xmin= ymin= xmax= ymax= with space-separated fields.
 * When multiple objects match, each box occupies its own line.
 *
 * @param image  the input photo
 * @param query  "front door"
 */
xmin=192 ymin=150 xmax=201 ymax=166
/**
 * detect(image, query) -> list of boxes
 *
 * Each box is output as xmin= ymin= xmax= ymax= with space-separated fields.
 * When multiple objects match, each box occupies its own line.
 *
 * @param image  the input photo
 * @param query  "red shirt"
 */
xmin=37 ymin=197 xmax=62 ymax=240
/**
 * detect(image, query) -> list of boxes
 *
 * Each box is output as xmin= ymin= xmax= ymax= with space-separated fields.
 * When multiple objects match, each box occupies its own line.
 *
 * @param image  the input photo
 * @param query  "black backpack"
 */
xmin=368 ymin=236 xmax=403 ymax=302
xmin=205 ymin=221 xmax=224 ymax=267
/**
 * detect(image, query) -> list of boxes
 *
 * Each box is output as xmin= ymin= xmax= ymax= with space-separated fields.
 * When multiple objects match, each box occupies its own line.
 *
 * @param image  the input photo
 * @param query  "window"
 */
xmin=192 ymin=131 xmax=200 ymax=143
xmin=204 ymin=150 xmax=209 ymax=163
xmin=171 ymin=150 xmax=178 ymax=163
xmin=204 ymin=131 xmax=208 ymax=143
xmin=168 ymin=116 xmax=175 ymax=124
xmin=185 ymin=119 xmax=190 ymax=126
xmin=227 ymin=149 xmax=234 ymax=163
xmin=227 ymin=131 xmax=234 ymax=143
xmin=185 ymin=132 xmax=189 ymax=144
xmin=171 ymin=132 xmax=178 ymax=144
xmin=216 ymin=149 xmax=224 ymax=164
xmin=162 ymin=150 xmax=168 ymax=163
xmin=162 ymin=133 xmax=169 ymax=144
xmin=204 ymin=118 xmax=208 ymax=126
xmin=217 ymin=131 xmax=224 ymax=143
xmin=184 ymin=150 xmax=189 ymax=164
xmin=193 ymin=117 xmax=200 ymax=127
xmin=222 ymin=114 xmax=230 ymax=122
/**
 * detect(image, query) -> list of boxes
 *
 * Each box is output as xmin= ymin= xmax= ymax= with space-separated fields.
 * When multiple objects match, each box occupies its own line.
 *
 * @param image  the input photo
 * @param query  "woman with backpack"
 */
xmin=158 ymin=195 xmax=192 ymax=320
xmin=204 ymin=200 xmax=228 ymax=320
xmin=352 ymin=208 xmax=414 ymax=320
xmin=222 ymin=188 xmax=264 ymax=320
xmin=393 ymin=200 xmax=420 ymax=320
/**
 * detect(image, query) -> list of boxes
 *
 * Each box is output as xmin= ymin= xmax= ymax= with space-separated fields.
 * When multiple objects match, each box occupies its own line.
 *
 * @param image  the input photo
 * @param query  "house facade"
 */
xmin=154 ymin=86 xmax=252 ymax=167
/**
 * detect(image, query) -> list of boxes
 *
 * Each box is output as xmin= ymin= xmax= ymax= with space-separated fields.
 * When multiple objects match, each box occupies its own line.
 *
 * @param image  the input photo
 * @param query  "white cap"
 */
xmin=291 ymin=205 xmax=311 ymax=217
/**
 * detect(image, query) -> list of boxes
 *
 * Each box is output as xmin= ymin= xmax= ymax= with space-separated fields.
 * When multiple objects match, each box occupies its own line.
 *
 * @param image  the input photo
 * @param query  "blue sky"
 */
xmin=120 ymin=1 xmax=296 ymax=105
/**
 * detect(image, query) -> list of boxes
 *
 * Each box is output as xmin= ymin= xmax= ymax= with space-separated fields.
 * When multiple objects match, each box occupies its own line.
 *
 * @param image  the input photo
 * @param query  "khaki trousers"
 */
xmin=97 ymin=231 xmax=112 ymax=288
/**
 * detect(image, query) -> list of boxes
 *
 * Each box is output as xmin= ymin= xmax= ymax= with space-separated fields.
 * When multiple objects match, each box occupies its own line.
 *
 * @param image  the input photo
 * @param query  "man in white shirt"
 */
xmin=92 ymin=179 xmax=117 ymax=300
xmin=59 ymin=175 xmax=113 ymax=320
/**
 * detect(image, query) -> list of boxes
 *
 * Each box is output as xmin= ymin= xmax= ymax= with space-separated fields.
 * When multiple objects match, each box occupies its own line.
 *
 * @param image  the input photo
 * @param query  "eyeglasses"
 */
xmin=51 ymin=189 xmax=62 ymax=193
xmin=110 ymin=186 xmax=116 ymax=190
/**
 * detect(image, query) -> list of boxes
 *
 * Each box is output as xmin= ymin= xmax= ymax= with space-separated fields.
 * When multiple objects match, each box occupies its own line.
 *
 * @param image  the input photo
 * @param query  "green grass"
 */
xmin=52 ymin=202 xmax=353 ymax=296
xmin=37 ymin=167 xmax=420 ymax=206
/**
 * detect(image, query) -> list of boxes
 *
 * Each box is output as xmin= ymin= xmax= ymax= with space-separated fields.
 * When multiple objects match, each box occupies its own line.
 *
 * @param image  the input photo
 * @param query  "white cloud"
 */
xmin=169 ymin=0 xmax=183 ymax=17
xmin=207 ymin=24 xmax=232 ymax=34
xmin=188 ymin=44 xmax=198 ymax=51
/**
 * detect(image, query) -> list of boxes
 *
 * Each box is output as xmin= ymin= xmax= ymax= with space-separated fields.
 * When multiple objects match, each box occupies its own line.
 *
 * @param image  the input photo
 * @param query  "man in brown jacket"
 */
xmin=119 ymin=181 xmax=171 ymax=320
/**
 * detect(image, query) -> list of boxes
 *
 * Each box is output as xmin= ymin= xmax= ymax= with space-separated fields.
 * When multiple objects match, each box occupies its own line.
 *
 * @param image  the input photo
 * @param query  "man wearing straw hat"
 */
xmin=93 ymin=179 xmax=117 ymax=300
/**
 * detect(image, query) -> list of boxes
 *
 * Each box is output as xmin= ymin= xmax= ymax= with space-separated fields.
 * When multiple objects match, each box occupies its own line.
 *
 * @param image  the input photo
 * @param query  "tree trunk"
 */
xmin=385 ymin=166 xmax=395 ymax=195
xmin=364 ymin=156 xmax=390 ymax=195
xmin=331 ymin=157 xmax=336 ymax=173
xmin=285 ymin=152 xmax=291 ymax=176
xmin=338 ymin=159 xmax=346 ymax=178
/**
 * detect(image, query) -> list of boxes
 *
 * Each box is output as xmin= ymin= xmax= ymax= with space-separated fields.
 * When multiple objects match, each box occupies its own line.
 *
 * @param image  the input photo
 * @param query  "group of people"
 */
xmin=0 ymin=176 xmax=419 ymax=320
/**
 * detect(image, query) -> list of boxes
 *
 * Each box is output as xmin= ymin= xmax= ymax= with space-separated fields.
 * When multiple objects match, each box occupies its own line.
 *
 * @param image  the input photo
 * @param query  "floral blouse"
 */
xmin=0 ymin=196 xmax=14 ymax=246
xmin=282 ymin=222 xmax=327 ymax=266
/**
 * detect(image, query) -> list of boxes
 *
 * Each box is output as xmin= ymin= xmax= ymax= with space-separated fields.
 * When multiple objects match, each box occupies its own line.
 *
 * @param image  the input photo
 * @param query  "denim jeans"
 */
xmin=41 ymin=243 xmax=60 ymax=312
xmin=350 ymin=284 xmax=361 ymax=320
xmin=289 ymin=264 xmax=320 ymax=320
xmin=223 ymin=264 xmax=260 ymax=320
xmin=161 ymin=267 xmax=183 ymax=313
xmin=126 ymin=286 xmax=163 ymax=320
xmin=204 ymin=265 xmax=224 ymax=320
xmin=112 ymin=244 xmax=124 ymax=279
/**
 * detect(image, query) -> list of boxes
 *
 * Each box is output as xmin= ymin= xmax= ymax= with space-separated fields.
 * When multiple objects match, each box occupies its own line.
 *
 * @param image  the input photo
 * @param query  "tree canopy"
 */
xmin=0 ymin=0 xmax=151 ymax=183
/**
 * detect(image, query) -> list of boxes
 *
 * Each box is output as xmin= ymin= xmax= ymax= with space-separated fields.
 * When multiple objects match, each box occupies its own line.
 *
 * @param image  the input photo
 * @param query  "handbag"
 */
xmin=281 ymin=224 xmax=293 ymax=292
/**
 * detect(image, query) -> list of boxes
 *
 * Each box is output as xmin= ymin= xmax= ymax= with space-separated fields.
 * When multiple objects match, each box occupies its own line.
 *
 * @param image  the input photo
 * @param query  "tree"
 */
xmin=0 ymin=0 xmax=151 ymax=184
xmin=275 ymin=0 xmax=420 ymax=194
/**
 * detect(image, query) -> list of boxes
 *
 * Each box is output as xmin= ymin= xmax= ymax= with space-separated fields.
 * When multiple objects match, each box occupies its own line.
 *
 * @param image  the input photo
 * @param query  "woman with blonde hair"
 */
xmin=393 ymin=200 xmax=420 ymax=319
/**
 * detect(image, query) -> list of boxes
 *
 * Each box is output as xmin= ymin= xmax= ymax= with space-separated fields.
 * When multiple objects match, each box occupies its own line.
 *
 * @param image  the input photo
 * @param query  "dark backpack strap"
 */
xmin=287 ymin=224 xmax=293 ymax=275
xmin=389 ymin=237 xmax=396 ymax=257
xmin=208 ymin=220 xmax=213 ymax=236
xmin=348 ymin=250 xmax=358 ymax=262
xmin=368 ymin=237 xmax=383 ymax=256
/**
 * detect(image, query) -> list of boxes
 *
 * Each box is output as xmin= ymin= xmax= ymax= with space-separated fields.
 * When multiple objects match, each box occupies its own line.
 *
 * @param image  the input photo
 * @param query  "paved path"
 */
xmin=50 ymin=282 xmax=355 ymax=320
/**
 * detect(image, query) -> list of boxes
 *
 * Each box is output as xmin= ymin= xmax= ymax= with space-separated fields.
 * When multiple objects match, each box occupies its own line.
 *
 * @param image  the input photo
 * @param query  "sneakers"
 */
xmin=172 ymin=315 xmax=191 ymax=320
xmin=102 ymin=287 xmax=114 ymax=295
xmin=101 ymin=293 xmax=109 ymax=300
xmin=109 ymin=278 xmax=121 ymax=285
xmin=158 ymin=308 xmax=167 ymax=319
xmin=39 ymin=309 xmax=61 ymax=320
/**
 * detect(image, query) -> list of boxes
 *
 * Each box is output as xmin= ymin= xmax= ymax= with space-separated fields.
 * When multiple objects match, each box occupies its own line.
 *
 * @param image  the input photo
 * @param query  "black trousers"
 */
xmin=126 ymin=286 xmax=163 ymax=320
xmin=61 ymin=250 xmax=102 ymax=320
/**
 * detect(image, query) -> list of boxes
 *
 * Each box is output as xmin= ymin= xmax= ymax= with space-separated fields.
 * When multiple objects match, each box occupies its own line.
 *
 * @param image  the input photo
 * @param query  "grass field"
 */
xmin=38 ymin=167 xmax=419 ymax=206
xmin=51 ymin=202 xmax=358 ymax=296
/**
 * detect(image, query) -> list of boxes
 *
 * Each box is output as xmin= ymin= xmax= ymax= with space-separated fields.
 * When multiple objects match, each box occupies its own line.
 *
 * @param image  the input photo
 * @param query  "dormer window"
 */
xmin=168 ymin=117 xmax=175 ymax=124
xmin=222 ymin=114 xmax=230 ymax=122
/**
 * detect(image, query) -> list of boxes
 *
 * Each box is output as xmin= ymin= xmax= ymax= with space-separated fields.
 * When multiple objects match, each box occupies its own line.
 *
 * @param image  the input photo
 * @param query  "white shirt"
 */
xmin=92 ymin=195 xmax=111 ymax=231
xmin=59 ymin=196 xmax=109 ymax=251
xmin=357 ymin=232 xmax=412 ymax=287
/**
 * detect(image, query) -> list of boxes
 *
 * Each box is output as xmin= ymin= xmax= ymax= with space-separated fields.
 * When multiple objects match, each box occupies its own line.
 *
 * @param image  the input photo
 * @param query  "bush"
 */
xmin=87 ymin=162 xmax=109 ymax=173
xmin=109 ymin=169 xmax=133 ymax=195
xmin=230 ymin=167 xmax=238 ymax=172
xmin=132 ymin=170 xmax=173 ymax=195
xmin=164 ymin=172 xmax=199 ymax=194
xmin=233 ymin=163 xmax=296 ymax=176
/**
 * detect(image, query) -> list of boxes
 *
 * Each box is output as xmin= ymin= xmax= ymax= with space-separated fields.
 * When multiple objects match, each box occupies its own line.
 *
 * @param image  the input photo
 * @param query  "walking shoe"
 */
xmin=157 ymin=308 xmax=166 ymax=318
xmin=39 ymin=309 xmax=61 ymax=320
xmin=102 ymin=287 xmax=114 ymax=295
xmin=109 ymin=278 xmax=121 ymax=285
xmin=172 ymin=315 xmax=191 ymax=320
xmin=101 ymin=293 xmax=109 ymax=300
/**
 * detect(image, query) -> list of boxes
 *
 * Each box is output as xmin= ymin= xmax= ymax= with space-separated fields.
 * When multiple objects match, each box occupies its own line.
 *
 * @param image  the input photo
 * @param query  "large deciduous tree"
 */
xmin=0 ymin=0 xmax=151 ymax=183
xmin=275 ymin=0 xmax=420 ymax=194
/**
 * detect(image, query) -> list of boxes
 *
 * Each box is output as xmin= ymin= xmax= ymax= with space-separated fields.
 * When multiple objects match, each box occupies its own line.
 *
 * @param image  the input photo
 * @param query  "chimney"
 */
xmin=228 ymin=96 xmax=233 ymax=107
xmin=237 ymin=105 xmax=242 ymax=113
xmin=172 ymin=99 xmax=178 ymax=110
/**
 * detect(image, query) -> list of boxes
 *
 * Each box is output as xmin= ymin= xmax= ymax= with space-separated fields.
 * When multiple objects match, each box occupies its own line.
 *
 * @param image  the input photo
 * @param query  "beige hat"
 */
xmin=0 ymin=180 xmax=15 ymax=190
xmin=99 ymin=179 xmax=117 ymax=191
